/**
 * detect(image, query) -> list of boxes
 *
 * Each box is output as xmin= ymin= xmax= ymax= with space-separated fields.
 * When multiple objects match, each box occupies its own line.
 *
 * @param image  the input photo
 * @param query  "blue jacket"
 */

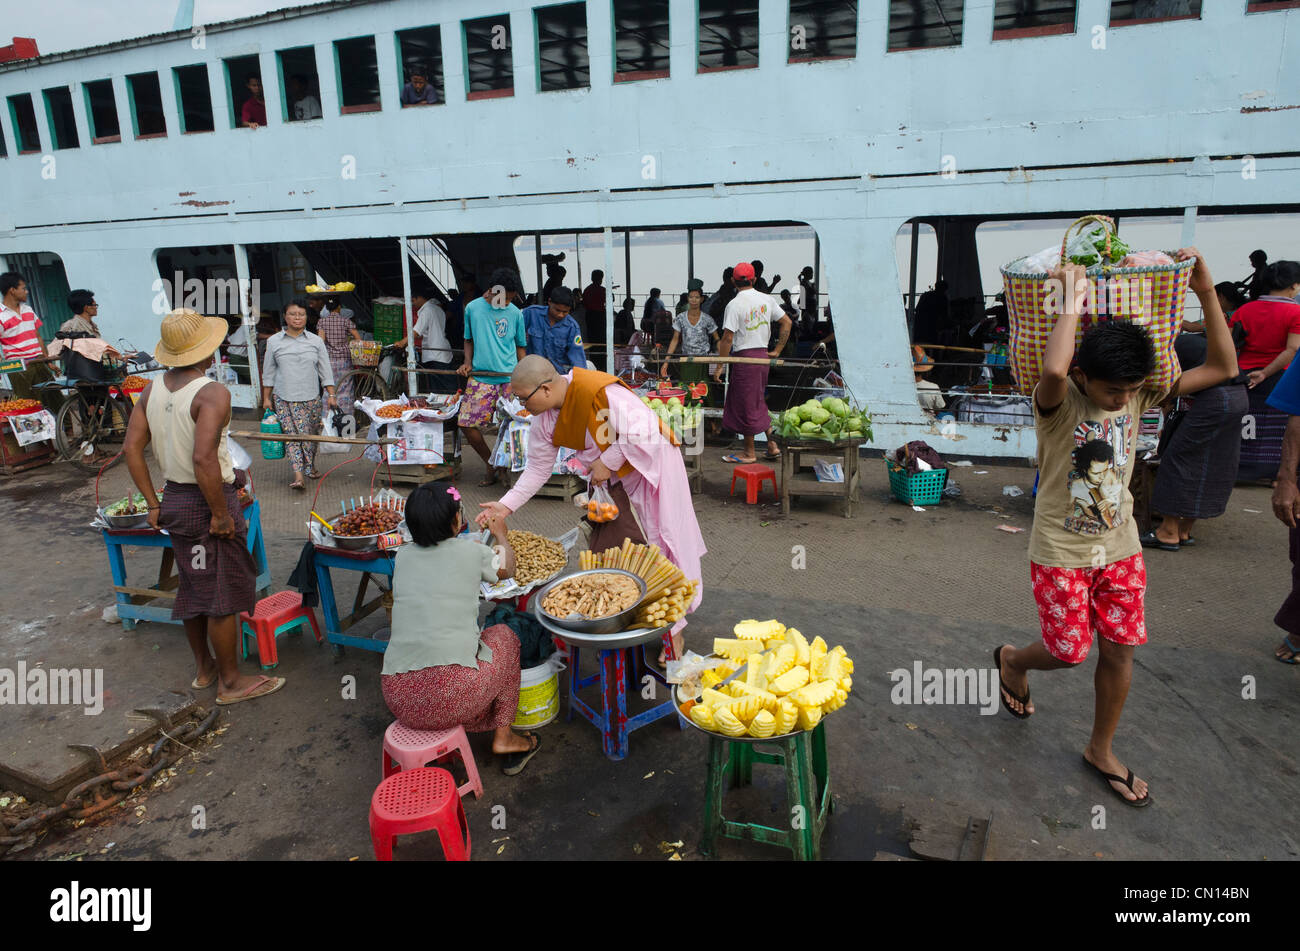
xmin=523 ymin=305 xmax=586 ymax=373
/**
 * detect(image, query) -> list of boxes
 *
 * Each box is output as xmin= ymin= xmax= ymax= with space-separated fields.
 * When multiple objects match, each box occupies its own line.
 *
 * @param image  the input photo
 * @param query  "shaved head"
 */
xmin=512 ymin=354 xmax=555 ymax=392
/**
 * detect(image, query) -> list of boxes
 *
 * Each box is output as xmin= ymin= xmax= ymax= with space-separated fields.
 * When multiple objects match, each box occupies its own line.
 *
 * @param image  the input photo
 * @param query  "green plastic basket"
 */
xmin=372 ymin=299 xmax=405 ymax=346
xmin=887 ymin=461 xmax=948 ymax=506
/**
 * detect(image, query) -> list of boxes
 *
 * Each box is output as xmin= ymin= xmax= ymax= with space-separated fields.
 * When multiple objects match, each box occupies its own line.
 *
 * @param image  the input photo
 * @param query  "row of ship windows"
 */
xmin=1 ymin=0 xmax=1294 ymax=156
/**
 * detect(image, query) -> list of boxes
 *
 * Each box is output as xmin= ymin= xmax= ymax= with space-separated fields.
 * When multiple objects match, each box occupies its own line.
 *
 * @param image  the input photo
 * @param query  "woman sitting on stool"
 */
xmin=380 ymin=481 xmax=542 ymax=776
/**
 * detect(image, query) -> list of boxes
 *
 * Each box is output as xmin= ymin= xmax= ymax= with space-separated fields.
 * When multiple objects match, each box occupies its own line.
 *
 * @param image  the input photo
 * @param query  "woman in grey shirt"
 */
xmin=261 ymin=298 xmax=336 ymax=489
xmin=663 ymin=287 xmax=719 ymax=386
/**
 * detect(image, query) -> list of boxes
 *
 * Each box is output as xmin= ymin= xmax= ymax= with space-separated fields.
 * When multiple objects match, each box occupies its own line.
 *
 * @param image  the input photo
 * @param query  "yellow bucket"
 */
xmin=513 ymin=657 xmax=564 ymax=729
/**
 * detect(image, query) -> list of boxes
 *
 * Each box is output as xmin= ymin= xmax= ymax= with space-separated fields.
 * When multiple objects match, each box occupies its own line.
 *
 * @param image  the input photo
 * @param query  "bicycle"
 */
xmin=35 ymin=351 xmax=154 ymax=472
xmin=336 ymin=344 xmax=405 ymax=405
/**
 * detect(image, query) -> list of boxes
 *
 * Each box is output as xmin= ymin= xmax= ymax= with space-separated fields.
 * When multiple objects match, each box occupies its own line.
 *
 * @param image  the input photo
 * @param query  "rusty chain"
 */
xmin=0 ymin=706 xmax=221 ymax=858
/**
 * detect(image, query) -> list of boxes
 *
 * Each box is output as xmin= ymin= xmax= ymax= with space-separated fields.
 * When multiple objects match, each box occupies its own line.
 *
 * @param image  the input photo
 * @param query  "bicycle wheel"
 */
xmin=56 ymin=392 xmax=130 ymax=472
xmin=338 ymin=368 xmax=390 ymax=407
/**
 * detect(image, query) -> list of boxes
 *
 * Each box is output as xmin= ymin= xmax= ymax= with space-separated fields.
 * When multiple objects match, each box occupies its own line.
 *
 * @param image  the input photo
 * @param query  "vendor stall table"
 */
xmin=774 ymin=436 xmax=864 ymax=518
xmin=682 ymin=443 xmax=704 ymax=493
xmin=0 ymin=426 xmax=54 ymax=475
xmin=102 ymin=500 xmax=270 ymax=631
xmin=504 ymin=469 xmax=582 ymax=500
xmin=533 ymin=603 xmax=678 ymax=761
xmin=312 ymin=545 xmax=396 ymax=656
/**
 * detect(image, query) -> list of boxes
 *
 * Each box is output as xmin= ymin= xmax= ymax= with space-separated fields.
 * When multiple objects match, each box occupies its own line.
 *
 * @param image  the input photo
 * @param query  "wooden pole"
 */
xmin=229 ymin=430 xmax=399 ymax=446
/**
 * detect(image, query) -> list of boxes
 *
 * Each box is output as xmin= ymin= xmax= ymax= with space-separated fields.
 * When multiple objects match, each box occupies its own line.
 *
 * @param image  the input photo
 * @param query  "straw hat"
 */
xmin=912 ymin=344 xmax=934 ymax=374
xmin=154 ymin=308 xmax=229 ymax=367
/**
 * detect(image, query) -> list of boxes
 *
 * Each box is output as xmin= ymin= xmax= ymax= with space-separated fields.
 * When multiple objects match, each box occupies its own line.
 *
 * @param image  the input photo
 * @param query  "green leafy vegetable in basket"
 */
xmin=1067 ymin=226 xmax=1131 ymax=268
xmin=104 ymin=492 xmax=159 ymax=516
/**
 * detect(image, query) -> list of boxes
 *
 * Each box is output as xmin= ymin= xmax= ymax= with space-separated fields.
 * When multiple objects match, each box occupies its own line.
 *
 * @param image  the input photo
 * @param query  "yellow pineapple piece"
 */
xmin=763 ymin=636 xmax=786 ymax=651
xmin=785 ymin=628 xmax=810 ymax=666
xmin=700 ymin=669 xmax=723 ymax=688
xmin=823 ymin=647 xmax=849 ymax=683
xmin=747 ymin=709 xmax=777 ymax=738
xmin=789 ymin=680 xmax=836 ymax=708
xmin=732 ymin=682 xmax=779 ymax=712
xmin=809 ymin=637 xmax=828 ymax=679
xmin=701 ymin=688 xmax=732 ymax=708
xmin=773 ymin=699 xmax=799 ymax=734
xmin=714 ymin=638 xmax=762 ymax=662
xmin=769 ymin=665 xmax=810 ymax=696
xmin=713 ymin=705 xmax=746 ymax=737
xmin=745 ymin=653 xmax=766 ymax=687
xmin=715 ymin=662 xmax=737 ymax=679
xmin=838 ymin=675 xmax=852 ymax=693
xmin=724 ymin=681 xmax=747 ymax=698
xmin=734 ymin=618 xmax=785 ymax=640
xmin=726 ymin=694 xmax=763 ymax=723
xmin=822 ymin=688 xmax=848 ymax=713
xmin=689 ymin=704 xmax=716 ymax=730
xmin=796 ymin=704 xmax=823 ymax=731
xmin=765 ymin=644 xmax=796 ymax=680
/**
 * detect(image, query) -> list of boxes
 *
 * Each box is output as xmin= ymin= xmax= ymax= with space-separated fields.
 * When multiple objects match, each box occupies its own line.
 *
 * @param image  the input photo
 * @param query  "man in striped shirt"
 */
xmin=1 ymin=271 xmax=60 ymax=404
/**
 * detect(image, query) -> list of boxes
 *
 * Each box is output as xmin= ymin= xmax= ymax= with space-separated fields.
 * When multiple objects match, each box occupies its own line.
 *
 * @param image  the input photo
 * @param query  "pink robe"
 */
xmin=500 ymin=374 xmax=706 ymax=634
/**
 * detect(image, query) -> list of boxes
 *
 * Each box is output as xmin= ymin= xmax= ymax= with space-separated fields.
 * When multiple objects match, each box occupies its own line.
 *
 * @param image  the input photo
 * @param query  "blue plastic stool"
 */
xmin=567 ymin=634 xmax=682 ymax=760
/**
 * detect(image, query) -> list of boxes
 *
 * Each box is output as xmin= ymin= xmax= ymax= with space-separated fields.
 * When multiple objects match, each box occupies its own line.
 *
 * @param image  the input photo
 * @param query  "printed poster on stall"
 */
xmin=8 ymin=409 xmax=56 ymax=447
xmin=386 ymin=419 xmax=445 ymax=465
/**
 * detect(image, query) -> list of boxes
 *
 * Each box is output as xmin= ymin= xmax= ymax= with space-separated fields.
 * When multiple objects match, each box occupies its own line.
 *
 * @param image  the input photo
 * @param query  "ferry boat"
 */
xmin=1 ymin=0 xmax=1298 ymax=458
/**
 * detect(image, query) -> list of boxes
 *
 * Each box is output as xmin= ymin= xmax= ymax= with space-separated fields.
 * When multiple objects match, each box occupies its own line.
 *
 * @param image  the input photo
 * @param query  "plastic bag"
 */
xmin=584 ymin=483 xmax=619 ymax=523
xmin=227 ymin=435 xmax=253 ymax=470
xmin=319 ymin=409 xmax=350 ymax=454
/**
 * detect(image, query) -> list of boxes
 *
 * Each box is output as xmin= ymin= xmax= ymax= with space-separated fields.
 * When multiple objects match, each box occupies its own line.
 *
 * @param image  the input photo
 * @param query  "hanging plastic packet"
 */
xmin=585 ymin=483 xmax=619 ymax=523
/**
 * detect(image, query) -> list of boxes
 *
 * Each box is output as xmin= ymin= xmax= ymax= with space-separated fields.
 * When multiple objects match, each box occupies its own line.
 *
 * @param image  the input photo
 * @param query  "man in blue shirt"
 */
xmin=523 ymin=287 xmax=585 ymax=374
xmin=459 ymin=268 xmax=526 ymax=485
xmin=1267 ymin=359 xmax=1300 ymax=663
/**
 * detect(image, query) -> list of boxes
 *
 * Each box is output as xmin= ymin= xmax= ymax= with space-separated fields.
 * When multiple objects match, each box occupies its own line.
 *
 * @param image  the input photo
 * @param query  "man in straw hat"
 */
xmin=123 ymin=308 xmax=285 ymax=705
xmin=476 ymin=354 xmax=706 ymax=662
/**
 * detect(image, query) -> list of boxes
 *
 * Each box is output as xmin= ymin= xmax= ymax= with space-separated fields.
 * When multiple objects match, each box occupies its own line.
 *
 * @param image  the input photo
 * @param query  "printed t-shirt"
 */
xmin=722 ymin=288 xmax=781 ymax=352
xmin=1231 ymin=297 xmax=1300 ymax=372
xmin=0 ymin=304 xmax=44 ymax=361
xmin=1028 ymin=378 xmax=1166 ymax=569
xmin=672 ymin=312 xmax=717 ymax=355
xmin=464 ymin=296 xmax=526 ymax=381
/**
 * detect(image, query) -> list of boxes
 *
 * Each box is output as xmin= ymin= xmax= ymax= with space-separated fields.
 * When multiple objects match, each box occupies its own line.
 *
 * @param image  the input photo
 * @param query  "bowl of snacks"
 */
xmin=101 ymin=491 xmax=162 ymax=528
xmin=536 ymin=568 xmax=647 ymax=635
xmin=328 ymin=503 xmax=405 ymax=550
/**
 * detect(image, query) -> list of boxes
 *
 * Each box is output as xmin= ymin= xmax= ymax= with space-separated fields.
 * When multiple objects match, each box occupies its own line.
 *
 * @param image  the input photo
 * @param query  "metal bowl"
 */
xmin=100 ymin=509 xmax=151 ymax=529
xmin=674 ymin=685 xmax=806 ymax=744
xmin=328 ymin=514 xmax=406 ymax=551
xmin=534 ymin=568 xmax=648 ymax=636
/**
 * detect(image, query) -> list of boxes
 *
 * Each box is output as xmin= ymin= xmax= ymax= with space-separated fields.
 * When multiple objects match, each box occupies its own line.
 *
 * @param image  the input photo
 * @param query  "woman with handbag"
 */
xmin=261 ymin=299 xmax=337 ymax=490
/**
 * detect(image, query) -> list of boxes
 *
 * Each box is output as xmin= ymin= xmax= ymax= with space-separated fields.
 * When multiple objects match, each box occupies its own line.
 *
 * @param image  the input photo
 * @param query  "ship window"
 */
xmin=888 ymin=0 xmax=964 ymax=50
xmin=335 ymin=35 xmax=382 ymax=113
xmin=464 ymin=15 xmax=514 ymax=99
xmin=788 ymin=1 xmax=858 ymax=62
xmin=43 ymin=87 xmax=79 ymax=149
xmin=1247 ymin=0 xmax=1300 ymax=10
xmin=1109 ymin=1 xmax=1200 ymax=25
xmin=126 ymin=73 xmax=167 ymax=138
xmin=173 ymin=65 xmax=215 ymax=133
xmin=699 ymin=1 xmax=759 ymax=71
xmin=993 ymin=1 xmax=1077 ymax=37
xmin=396 ymin=26 xmax=445 ymax=106
xmin=0 ymin=122 xmax=6 ymax=157
xmin=614 ymin=0 xmax=670 ymax=80
xmin=7 ymin=94 xmax=41 ymax=152
xmin=536 ymin=2 xmax=589 ymax=91
xmin=83 ymin=79 xmax=121 ymax=142
xmin=277 ymin=46 xmax=323 ymax=121
xmin=224 ymin=55 xmax=264 ymax=128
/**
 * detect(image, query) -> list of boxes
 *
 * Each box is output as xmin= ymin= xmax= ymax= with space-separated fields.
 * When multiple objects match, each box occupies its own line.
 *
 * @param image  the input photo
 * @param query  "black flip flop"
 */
xmin=993 ymin=646 xmax=1031 ymax=719
xmin=1139 ymin=531 xmax=1179 ymax=552
xmin=501 ymin=733 xmax=541 ymax=776
xmin=1179 ymin=536 xmax=1196 ymax=547
xmin=1082 ymin=754 xmax=1152 ymax=808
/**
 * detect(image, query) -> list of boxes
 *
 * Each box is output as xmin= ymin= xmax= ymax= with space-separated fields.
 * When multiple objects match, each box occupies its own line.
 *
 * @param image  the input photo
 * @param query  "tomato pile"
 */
xmin=333 ymin=504 xmax=403 ymax=537
xmin=0 ymin=398 xmax=41 ymax=414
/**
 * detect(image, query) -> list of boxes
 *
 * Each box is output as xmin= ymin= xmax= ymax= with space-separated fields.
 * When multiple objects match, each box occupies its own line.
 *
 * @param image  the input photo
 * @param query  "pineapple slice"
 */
xmin=765 ymin=644 xmax=797 ymax=680
xmin=822 ymin=688 xmax=848 ymax=713
xmin=796 ymin=704 xmax=823 ymax=731
xmin=789 ymin=680 xmax=836 ymax=709
xmin=769 ymin=665 xmax=810 ymax=696
xmin=773 ymin=699 xmax=799 ymax=734
xmin=689 ymin=704 xmax=716 ymax=730
xmin=713 ymin=705 xmax=747 ymax=737
xmin=747 ymin=709 xmax=777 ymax=738
xmin=700 ymin=688 xmax=732 ymax=708
xmin=809 ymin=637 xmax=828 ymax=680
xmin=785 ymin=628 xmax=810 ymax=666
xmin=726 ymin=694 xmax=763 ymax=724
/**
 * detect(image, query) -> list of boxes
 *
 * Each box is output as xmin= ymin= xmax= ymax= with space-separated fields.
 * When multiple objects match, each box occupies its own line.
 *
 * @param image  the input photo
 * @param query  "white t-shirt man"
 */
xmin=722 ymin=287 xmax=781 ymax=353
xmin=294 ymin=95 xmax=322 ymax=121
xmin=415 ymin=300 xmax=452 ymax=363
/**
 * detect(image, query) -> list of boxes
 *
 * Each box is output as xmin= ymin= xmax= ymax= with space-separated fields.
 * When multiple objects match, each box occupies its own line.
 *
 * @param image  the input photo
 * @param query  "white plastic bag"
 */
xmin=226 ymin=434 xmax=253 ymax=470
xmin=319 ymin=409 xmax=350 ymax=454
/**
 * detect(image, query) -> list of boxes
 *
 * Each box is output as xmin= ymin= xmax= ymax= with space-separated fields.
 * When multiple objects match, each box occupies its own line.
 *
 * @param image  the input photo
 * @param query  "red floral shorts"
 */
xmin=1029 ymin=553 xmax=1147 ymax=664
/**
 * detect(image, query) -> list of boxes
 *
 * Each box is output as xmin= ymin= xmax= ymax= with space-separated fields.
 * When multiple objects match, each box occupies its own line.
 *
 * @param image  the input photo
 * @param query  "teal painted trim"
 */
xmin=123 ymin=79 xmax=140 ymax=139
xmin=332 ymin=39 xmax=345 ymax=110
xmin=460 ymin=18 xmax=471 ymax=97
xmin=533 ymin=8 xmax=542 ymax=92
xmin=221 ymin=60 xmax=237 ymax=128
xmin=275 ymin=51 xmax=289 ymax=122
xmin=170 ymin=67 xmax=187 ymax=133
xmin=41 ymin=89 xmax=58 ymax=149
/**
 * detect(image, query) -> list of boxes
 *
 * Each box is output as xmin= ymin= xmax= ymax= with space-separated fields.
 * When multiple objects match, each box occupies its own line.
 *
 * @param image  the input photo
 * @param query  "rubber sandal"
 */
xmin=993 ymin=646 xmax=1031 ymax=719
xmin=1082 ymin=754 xmax=1152 ymax=807
xmin=216 ymin=675 xmax=286 ymax=706
xmin=501 ymin=733 xmax=541 ymax=776
xmin=191 ymin=672 xmax=217 ymax=689
xmin=289 ymin=480 xmax=306 ymax=491
xmin=721 ymin=454 xmax=756 ymax=464
xmin=307 ymin=470 xmax=323 ymax=480
xmin=1179 ymin=536 xmax=1195 ymax=547
xmin=1276 ymin=635 xmax=1300 ymax=665
xmin=1139 ymin=531 xmax=1179 ymax=552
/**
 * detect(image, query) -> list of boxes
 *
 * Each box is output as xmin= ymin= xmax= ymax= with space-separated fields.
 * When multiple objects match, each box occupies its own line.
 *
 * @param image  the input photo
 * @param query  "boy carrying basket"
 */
xmin=994 ymin=249 xmax=1237 ymax=807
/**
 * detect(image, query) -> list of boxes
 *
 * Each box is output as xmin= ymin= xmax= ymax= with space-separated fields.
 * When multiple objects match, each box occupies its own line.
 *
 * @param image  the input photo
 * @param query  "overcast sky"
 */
xmin=7 ymin=0 xmax=324 ymax=55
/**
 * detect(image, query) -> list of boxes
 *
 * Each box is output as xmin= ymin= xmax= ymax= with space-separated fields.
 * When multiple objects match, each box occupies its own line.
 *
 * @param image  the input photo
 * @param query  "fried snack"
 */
xmin=541 ymin=571 xmax=640 ymax=620
xmin=122 ymin=376 xmax=148 ymax=390
xmin=508 ymin=530 xmax=567 ymax=586
xmin=376 ymin=404 xmax=406 ymax=419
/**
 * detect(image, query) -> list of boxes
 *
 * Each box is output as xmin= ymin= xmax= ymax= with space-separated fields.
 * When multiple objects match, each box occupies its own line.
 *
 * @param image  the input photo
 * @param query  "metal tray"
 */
xmin=533 ymin=569 xmax=647 ymax=635
xmin=674 ymin=687 xmax=808 ymax=744
xmin=531 ymin=600 xmax=669 ymax=650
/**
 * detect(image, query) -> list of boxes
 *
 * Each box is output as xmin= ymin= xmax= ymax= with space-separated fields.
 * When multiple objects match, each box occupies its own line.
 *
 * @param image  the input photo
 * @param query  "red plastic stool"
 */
xmin=730 ymin=463 xmax=777 ymax=504
xmin=369 ymin=767 xmax=470 ymax=861
xmin=382 ymin=722 xmax=483 ymax=800
xmin=239 ymin=591 xmax=322 ymax=671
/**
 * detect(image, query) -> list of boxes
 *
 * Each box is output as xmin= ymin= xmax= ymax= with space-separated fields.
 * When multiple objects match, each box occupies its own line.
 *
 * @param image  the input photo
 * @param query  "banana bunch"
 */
xmin=304 ymin=281 xmax=356 ymax=294
xmin=681 ymin=619 xmax=854 ymax=738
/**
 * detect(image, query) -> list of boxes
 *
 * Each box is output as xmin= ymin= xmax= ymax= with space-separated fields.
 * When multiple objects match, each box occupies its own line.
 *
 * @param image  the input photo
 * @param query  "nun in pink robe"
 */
xmin=497 ymin=372 xmax=706 ymax=655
